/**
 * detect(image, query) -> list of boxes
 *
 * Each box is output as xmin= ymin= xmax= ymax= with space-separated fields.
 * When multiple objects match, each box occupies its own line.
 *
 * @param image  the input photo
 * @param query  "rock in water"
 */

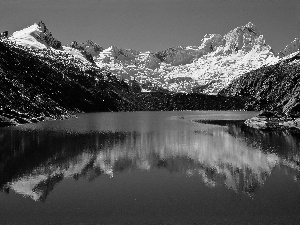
xmin=245 ymin=111 xmax=300 ymax=130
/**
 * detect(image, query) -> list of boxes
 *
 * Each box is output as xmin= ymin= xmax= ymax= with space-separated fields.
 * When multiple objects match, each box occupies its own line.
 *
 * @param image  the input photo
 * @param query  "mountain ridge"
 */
xmin=87 ymin=21 xmax=279 ymax=94
xmin=7 ymin=21 xmax=280 ymax=94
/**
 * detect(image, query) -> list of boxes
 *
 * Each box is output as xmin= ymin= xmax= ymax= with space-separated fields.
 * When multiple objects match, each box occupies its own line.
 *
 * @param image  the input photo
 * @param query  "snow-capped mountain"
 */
xmin=8 ymin=21 xmax=94 ymax=66
xmin=90 ymin=22 xmax=278 ymax=94
xmin=8 ymin=21 xmax=280 ymax=94
xmin=9 ymin=21 xmax=62 ymax=49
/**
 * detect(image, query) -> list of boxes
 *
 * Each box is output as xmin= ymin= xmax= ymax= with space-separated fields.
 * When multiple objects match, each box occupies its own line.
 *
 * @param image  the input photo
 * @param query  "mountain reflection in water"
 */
xmin=0 ymin=116 xmax=299 ymax=202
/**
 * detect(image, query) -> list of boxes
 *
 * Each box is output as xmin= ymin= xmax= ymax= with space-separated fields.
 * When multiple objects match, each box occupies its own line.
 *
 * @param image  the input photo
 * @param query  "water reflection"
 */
xmin=0 ymin=119 xmax=299 ymax=201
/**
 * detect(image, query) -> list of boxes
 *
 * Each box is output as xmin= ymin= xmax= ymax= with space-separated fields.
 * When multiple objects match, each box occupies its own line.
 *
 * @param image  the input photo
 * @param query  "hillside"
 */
xmin=219 ymin=51 xmax=300 ymax=116
xmin=0 ymin=39 xmax=136 ymax=126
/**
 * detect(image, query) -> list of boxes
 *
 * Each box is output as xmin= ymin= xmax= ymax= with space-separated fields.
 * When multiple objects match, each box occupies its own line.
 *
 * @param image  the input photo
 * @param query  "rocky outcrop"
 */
xmin=70 ymin=40 xmax=104 ymax=63
xmin=154 ymin=46 xmax=202 ymax=66
xmin=36 ymin=21 xmax=62 ymax=49
xmin=74 ymin=40 xmax=104 ymax=56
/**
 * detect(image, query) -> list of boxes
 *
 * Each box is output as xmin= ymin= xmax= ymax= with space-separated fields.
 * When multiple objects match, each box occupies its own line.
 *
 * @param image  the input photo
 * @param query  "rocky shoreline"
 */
xmin=0 ymin=108 xmax=76 ymax=127
xmin=245 ymin=111 xmax=300 ymax=131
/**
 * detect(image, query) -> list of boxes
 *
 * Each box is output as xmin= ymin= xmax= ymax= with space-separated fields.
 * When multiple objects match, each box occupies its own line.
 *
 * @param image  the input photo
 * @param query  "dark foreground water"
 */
xmin=0 ymin=111 xmax=300 ymax=224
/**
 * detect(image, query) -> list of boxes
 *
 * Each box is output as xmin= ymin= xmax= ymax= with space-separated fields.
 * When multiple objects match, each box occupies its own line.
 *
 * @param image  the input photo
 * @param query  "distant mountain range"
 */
xmin=7 ymin=21 xmax=299 ymax=94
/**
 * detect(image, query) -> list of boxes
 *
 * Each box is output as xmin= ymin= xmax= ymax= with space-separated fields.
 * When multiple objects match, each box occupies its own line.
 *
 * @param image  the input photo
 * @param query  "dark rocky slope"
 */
xmin=0 ymin=40 xmax=135 ymax=126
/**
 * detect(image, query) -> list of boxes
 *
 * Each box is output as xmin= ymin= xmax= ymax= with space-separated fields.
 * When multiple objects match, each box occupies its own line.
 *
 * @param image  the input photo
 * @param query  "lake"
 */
xmin=0 ymin=111 xmax=300 ymax=224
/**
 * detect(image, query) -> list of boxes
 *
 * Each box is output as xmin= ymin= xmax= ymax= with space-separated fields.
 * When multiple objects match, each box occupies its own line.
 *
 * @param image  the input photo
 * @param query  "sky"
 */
xmin=0 ymin=0 xmax=299 ymax=53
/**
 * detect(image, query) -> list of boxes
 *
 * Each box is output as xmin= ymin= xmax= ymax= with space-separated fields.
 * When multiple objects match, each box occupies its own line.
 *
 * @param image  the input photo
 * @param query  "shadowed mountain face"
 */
xmin=1 ymin=118 xmax=299 ymax=202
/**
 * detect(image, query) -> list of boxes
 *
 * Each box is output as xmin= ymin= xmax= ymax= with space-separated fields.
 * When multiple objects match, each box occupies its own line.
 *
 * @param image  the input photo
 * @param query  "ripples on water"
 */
xmin=0 ymin=111 xmax=299 ymax=224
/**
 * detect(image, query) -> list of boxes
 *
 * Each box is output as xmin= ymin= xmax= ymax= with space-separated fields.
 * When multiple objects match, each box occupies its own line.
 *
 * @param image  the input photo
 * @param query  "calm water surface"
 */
xmin=0 ymin=111 xmax=300 ymax=224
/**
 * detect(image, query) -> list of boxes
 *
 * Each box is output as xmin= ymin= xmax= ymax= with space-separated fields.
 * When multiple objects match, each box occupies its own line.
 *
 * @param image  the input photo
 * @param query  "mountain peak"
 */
xmin=9 ymin=21 xmax=61 ymax=49
xmin=37 ymin=21 xmax=48 ymax=33
xmin=245 ymin=22 xmax=255 ymax=28
xmin=216 ymin=22 xmax=269 ymax=55
xmin=242 ymin=22 xmax=259 ymax=35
